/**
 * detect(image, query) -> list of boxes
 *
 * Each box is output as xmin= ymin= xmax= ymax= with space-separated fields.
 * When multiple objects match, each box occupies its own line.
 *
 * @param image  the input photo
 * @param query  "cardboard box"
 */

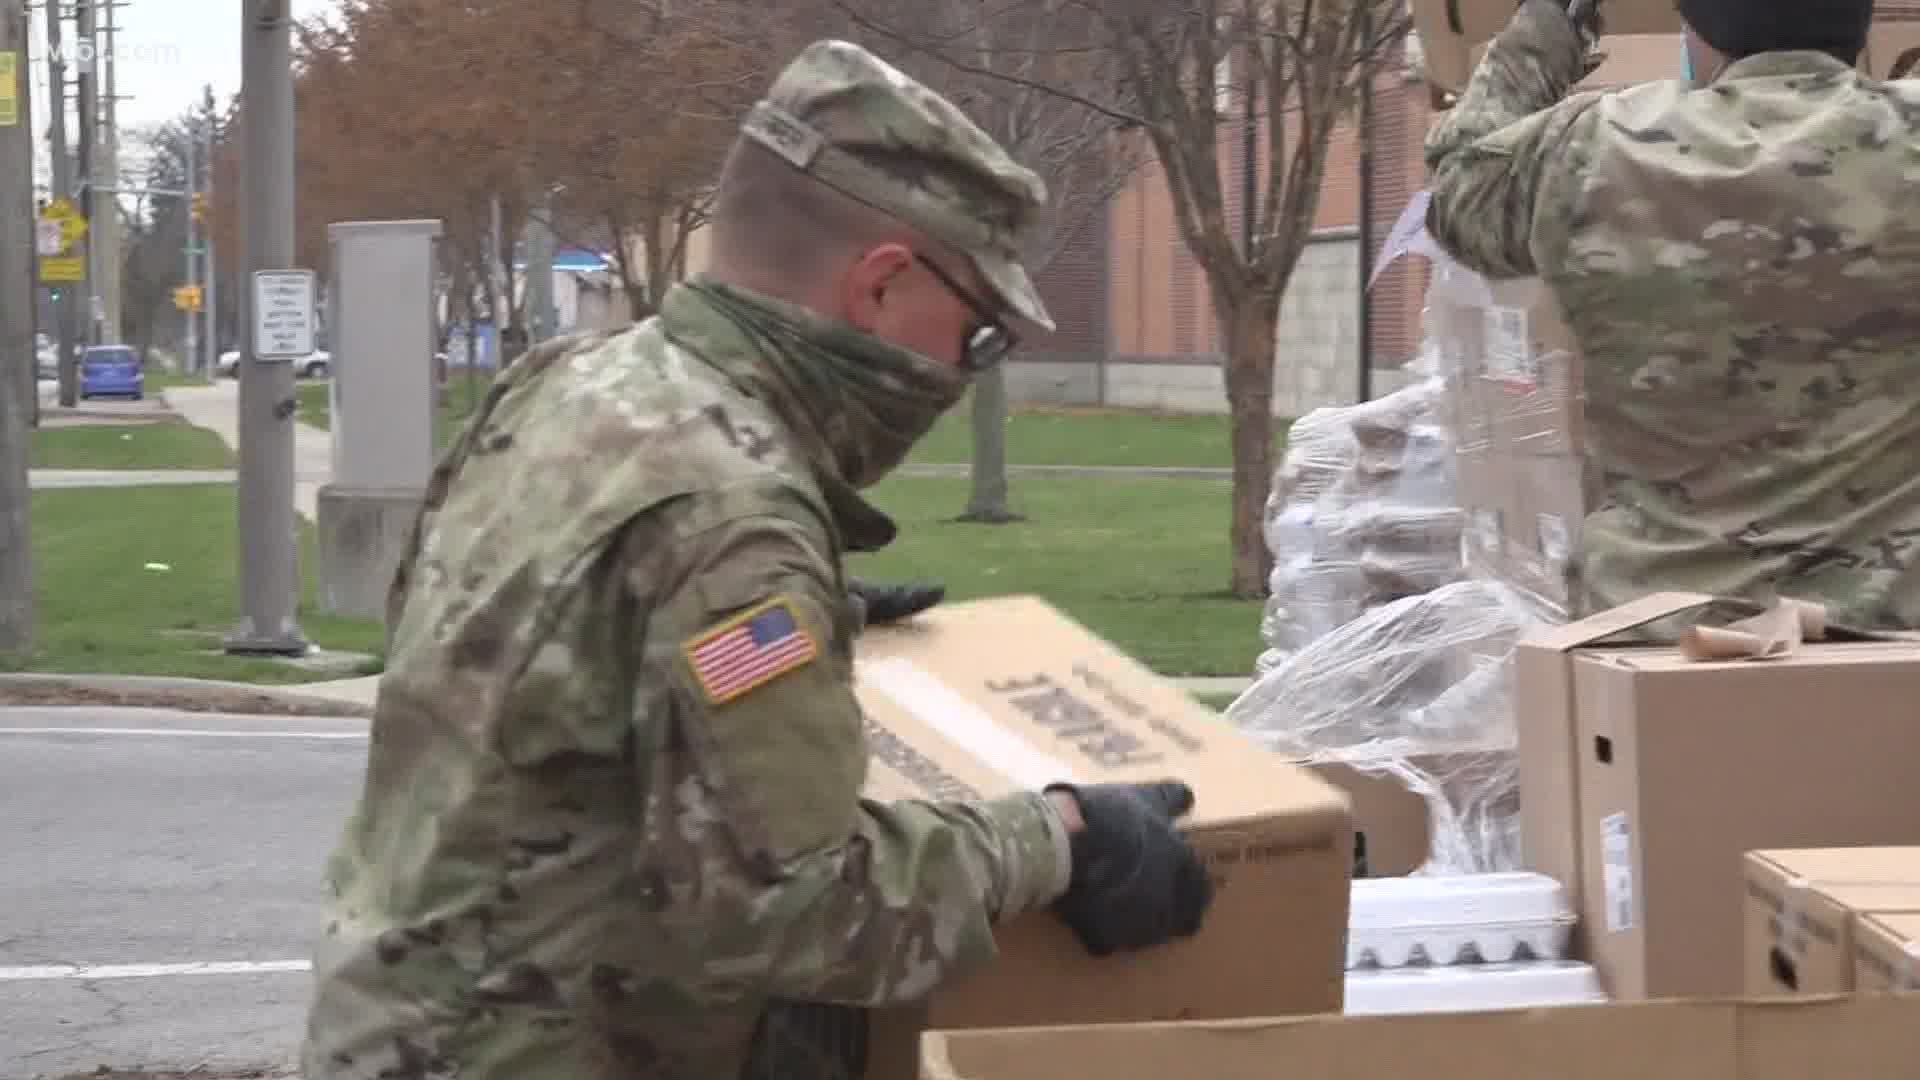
xmin=1742 ymin=848 xmax=1920 ymax=996
xmin=1484 ymin=356 xmax=1585 ymax=458
xmin=1865 ymin=22 xmax=1920 ymax=80
xmin=1515 ymin=592 xmax=1920 ymax=999
xmin=852 ymin=595 xmax=1354 ymax=1030
xmin=1414 ymin=0 xmax=1684 ymax=98
xmin=1308 ymin=748 xmax=1519 ymax=878
xmin=923 ymin=993 xmax=1920 ymax=1080
xmin=1450 ymin=443 xmax=1590 ymax=613
xmin=1855 ymin=912 xmax=1920 ymax=992
xmin=1304 ymin=760 xmax=1430 ymax=879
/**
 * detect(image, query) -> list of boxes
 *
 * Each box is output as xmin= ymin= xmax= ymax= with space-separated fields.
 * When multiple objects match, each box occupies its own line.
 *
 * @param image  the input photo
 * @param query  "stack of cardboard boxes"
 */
xmin=1743 ymin=848 xmax=1920 ymax=997
xmin=1427 ymin=271 xmax=1591 ymax=618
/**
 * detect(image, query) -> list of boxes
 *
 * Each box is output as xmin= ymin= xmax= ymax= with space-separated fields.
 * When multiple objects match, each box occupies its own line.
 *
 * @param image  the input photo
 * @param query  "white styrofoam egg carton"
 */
xmin=1345 ymin=961 xmax=1608 ymax=1016
xmin=1348 ymin=872 xmax=1576 ymax=970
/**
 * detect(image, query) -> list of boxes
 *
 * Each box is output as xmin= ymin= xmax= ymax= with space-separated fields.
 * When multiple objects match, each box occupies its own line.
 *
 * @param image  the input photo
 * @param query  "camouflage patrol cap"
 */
xmin=740 ymin=39 xmax=1056 ymax=333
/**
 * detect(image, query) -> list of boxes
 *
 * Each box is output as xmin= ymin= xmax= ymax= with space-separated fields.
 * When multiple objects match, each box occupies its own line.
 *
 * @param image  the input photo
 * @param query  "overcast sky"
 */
xmin=26 ymin=0 xmax=340 ymax=184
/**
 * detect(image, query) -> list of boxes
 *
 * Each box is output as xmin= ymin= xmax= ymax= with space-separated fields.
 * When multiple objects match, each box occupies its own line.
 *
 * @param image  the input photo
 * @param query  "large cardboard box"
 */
xmin=1304 ymin=759 xmax=1430 ymax=878
xmin=1855 ymin=912 xmax=1920 ymax=992
xmin=924 ymin=994 xmax=1920 ymax=1080
xmin=1309 ymin=747 xmax=1520 ymax=878
xmin=1513 ymin=592 xmax=1920 ymax=999
xmin=1414 ymin=0 xmax=1683 ymax=98
xmin=852 ymin=595 xmax=1354 ymax=1030
xmin=1742 ymin=848 xmax=1920 ymax=996
xmin=1865 ymin=22 xmax=1920 ymax=79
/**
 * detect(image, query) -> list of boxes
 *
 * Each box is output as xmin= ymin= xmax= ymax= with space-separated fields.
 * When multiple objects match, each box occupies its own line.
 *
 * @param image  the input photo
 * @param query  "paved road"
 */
xmin=0 ymin=708 xmax=369 ymax=1078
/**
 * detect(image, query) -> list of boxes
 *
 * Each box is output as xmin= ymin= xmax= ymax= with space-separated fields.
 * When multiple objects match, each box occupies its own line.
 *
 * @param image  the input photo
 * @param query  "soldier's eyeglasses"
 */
xmin=915 ymin=254 xmax=1018 ymax=372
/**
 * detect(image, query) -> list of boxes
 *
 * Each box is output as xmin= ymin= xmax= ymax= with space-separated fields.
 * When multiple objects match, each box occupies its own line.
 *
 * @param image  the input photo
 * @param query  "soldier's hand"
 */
xmin=847 ymin=577 xmax=946 ymax=627
xmin=1043 ymin=781 xmax=1213 ymax=956
xmin=1564 ymin=0 xmax=1604 ymax=50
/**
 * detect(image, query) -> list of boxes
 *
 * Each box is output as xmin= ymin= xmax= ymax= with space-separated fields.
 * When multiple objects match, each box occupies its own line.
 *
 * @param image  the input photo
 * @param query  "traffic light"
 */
xmin=191 ymin=192 xmax=207 ymax=224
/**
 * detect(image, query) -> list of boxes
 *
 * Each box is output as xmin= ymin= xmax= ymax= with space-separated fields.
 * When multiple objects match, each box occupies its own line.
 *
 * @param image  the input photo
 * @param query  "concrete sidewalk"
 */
xmin=30 ymin=468 xmax=237 ymax=488
xmin=165 ymin=381 xmax=333 ymax=520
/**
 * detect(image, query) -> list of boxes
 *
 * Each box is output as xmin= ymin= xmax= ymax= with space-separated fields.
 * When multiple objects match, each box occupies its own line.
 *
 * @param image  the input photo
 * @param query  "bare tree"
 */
xmin=121 ymin=120 xmax=197 ymax=359
xmin=834 ymin=0 xmax=1408 ymax=595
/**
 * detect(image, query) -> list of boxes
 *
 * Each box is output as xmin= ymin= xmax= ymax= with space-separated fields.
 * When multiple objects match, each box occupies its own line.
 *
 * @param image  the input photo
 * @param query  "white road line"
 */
xmin=0 ymin=727 xmax=367 ymax=740
xmin=0 ymin=960 xmax=313 ymax=981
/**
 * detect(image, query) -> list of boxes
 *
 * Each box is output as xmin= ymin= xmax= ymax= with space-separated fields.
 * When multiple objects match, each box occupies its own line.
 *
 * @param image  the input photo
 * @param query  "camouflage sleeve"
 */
xmin=631 ymin=500 xmax=1073 ymax=1007
xmin=1423 ymin=0 xmax=1606 ymax=278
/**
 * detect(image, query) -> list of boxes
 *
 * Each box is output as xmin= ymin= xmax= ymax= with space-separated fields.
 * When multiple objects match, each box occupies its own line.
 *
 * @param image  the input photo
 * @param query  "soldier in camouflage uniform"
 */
xmin=1425 ymin=0 xmax=1920 ymax=629
xmin=300 ymin=40 xmax=1212 ymax=1080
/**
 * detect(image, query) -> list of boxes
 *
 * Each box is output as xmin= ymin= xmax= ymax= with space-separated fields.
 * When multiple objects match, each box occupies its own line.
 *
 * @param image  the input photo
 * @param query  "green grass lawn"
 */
xmin=1 ymin=471 xmax=1258 ymax=680
xmin=143 ymin=370 xmax=214 ymax=391
xmin=907 ymin=395 xmax=1274 ymax=469
xmin=297 ymin=378 xmax=487 ymax=448
xmin=30 ymin=423 xmax=236 ymax=470
xmin=295 ymin=375 xmax=1283 ymax=470
xmin=0 ymin=485 xmax=386 ymax=682
xmin=282 ymin=379 xmax=1274 ymax=676
xmin=848 ymin=473 xmax=1261 ymax=676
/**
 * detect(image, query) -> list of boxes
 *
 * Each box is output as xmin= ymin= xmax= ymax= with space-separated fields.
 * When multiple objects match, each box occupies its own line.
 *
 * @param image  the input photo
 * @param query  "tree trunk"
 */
xmin=1221 ymin=296 xmax=1281 ymax=599
xmin=960 ymin=364 xmax=1022 ymax=523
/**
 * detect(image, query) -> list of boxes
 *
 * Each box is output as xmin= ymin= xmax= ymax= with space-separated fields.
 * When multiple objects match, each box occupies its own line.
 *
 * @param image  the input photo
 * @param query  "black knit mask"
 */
xmin=1677 ymin=0 xmax=1873 ymax=62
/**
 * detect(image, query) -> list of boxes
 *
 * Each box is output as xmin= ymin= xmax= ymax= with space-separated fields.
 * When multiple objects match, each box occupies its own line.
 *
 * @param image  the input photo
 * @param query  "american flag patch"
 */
xmin=683 ymin=597 xmax=819 ymax=704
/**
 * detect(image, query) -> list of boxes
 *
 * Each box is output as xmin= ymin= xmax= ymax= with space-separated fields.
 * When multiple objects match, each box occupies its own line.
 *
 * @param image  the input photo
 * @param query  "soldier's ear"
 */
xmin=840 ymin=243 xmax=915 ymax=332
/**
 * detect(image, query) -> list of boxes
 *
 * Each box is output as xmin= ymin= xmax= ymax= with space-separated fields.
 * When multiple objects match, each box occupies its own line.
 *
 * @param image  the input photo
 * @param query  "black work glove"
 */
xmin=847 ymin=577 xmax=946 ymax=627
xmin=1564 ymin=0 xmax=1603 ymax=45
xmin=1045 ymin=781 xmax=1214 ymax=956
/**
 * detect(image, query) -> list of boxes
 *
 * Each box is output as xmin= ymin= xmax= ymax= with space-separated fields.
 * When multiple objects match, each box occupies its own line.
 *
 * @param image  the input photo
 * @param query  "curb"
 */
xmin=0 ymin=673 xmax=374 ymax=718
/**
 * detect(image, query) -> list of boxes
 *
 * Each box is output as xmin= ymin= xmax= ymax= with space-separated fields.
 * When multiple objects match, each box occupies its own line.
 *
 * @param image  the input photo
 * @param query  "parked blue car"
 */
xmin=79 ymin=345 xmax=144 ymax=400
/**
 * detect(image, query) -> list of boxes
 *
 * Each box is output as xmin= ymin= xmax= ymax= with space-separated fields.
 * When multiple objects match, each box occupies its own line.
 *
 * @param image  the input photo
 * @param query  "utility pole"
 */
xmin=1 ymin=0 xmax=36 ymax=655
xmin=96 ymin=0 xmax=123 ymax=345
xmin=226 ymin=0 xmax=306 ymax=656
xmin=45 ymin=0 xmax=78 ymax=405
xmin=1355 ymin=0 xmax=1376 ymax=404
xmin=184 ymin=116 xmax=198 ymax=371
xmin=200 ymin=84 xmax=217 ymax=373
xmin=526 ymin=192 xmax=555 ymax=343
xmin=75 ymin=0 xmax=95 ymax=345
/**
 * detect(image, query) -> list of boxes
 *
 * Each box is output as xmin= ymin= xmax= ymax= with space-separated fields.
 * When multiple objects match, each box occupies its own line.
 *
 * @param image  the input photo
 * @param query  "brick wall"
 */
xmin=1098 ymin=45 xmax=1437 ymax=414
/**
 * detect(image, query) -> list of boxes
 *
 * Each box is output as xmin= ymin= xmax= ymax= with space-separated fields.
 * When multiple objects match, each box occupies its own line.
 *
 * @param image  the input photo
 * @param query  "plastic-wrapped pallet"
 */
xmin=1231 ymin=193 xmax=1583 ymax=876
xmin=1256 ymin=374 xmax=1467 ymax=676
xmin=1231 ymin=578 xmax=1530 ymax=874
xmin=1417 ymin=215 xmax=1592 ymax=624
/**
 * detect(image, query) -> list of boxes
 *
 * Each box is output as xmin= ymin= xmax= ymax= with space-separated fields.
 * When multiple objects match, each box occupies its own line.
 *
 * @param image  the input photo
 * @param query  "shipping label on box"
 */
xmin=1742 ymin=848 xmax=1920 ymax=997
xmin=852 ymin=595 xmax=1354 ymax=1031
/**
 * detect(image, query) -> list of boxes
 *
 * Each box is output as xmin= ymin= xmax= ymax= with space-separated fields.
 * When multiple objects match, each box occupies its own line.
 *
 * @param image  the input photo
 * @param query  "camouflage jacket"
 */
xmin=1427 ymin=0 xmax=1920 ymax=629
xmin=300 ymin=284 xmax=1072 ymax=1080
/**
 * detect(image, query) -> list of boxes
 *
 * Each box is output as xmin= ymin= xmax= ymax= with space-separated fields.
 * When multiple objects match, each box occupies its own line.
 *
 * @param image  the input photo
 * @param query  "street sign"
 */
xmin=39 ymin=255 xmax=85 ymax=283
xmin=251 ymin=269 xmax=317 ymax=360
xmin=39 ymin=197 xmax=86 ymax=249
xmin=0 ymin=52 xmax=18 ymax=128
xmin=35 ymin=219 xmax=63 ymax=257
xmin=173 ymin=284 xmax=203 ymax=312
